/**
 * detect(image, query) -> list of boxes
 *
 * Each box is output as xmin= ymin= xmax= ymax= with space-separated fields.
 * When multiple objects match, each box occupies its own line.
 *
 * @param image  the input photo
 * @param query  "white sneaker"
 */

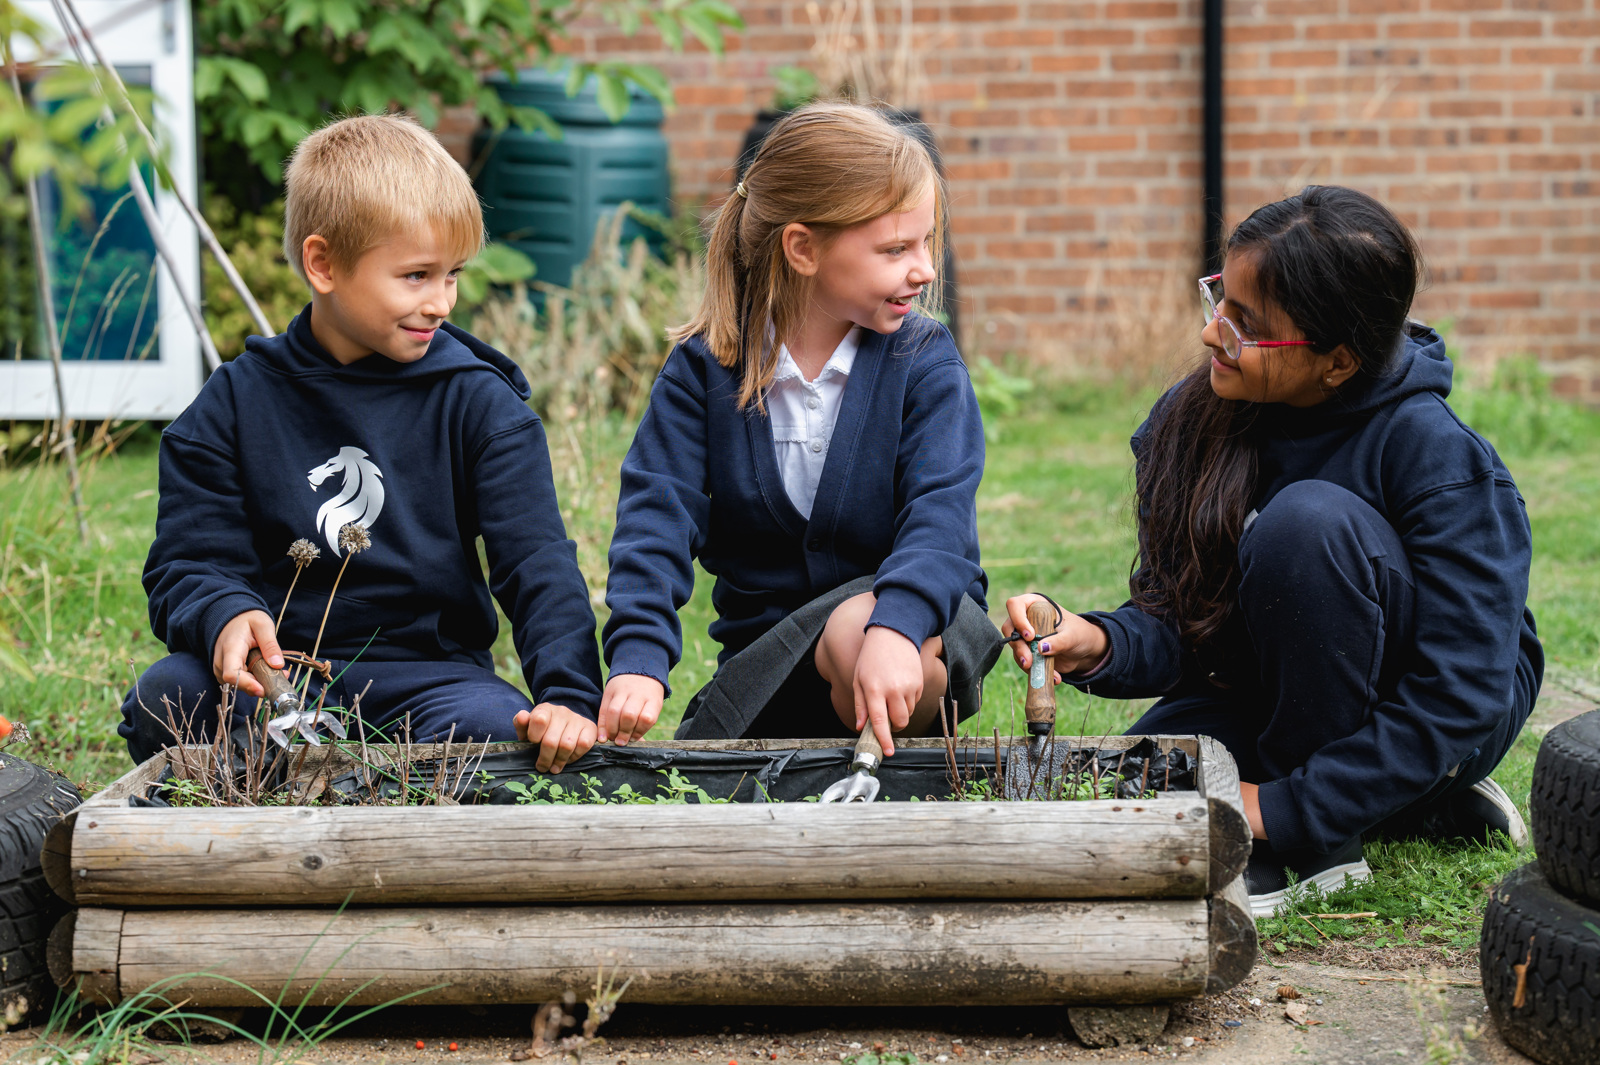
xmin=1245 ymin=836 xmax=1373 ymax=918
xmin=1465 ymin=777 xmax=1529 ymax=848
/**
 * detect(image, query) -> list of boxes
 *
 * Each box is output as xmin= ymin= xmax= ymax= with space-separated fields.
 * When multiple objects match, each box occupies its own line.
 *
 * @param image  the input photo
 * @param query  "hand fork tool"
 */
xmin=247 ymin=648 xmax=347 ymax=747
xmin=820 ymin=725 xmax=884 ymax=803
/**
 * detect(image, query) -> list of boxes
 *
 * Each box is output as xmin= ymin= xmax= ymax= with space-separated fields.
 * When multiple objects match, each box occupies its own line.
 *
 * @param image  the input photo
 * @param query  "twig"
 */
xmin=938 ymin=697 xmax=959 ymax=794
xmin=992 ymin=727 xmax=1004 ymax=796
xmin=1298 ymin=914 xmax=1330 ymax=941
xmin=4 ymin=35 xmax=88 ymax=543
xmin=307 ymin=524 xmax=370 ymax=670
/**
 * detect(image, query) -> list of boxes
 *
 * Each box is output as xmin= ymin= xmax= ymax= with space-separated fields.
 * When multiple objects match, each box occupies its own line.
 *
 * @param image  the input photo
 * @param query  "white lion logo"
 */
xmin=307 ymin=446 xmax=385 ymax=556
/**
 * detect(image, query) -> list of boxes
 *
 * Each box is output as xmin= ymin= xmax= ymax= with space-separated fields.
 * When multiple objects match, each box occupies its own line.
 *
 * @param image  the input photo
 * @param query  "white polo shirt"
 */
xmin=767 ymin=327 xmax=861 ymax=519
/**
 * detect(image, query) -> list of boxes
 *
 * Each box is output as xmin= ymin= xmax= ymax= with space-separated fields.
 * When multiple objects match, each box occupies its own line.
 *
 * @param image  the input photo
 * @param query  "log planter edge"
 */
xmin=48 ymin=735 xmax=1255 ymax=1007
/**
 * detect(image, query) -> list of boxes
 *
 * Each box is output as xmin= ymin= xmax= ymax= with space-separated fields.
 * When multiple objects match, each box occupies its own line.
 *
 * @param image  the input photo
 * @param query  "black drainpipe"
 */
xmin=1202 ymin=0 xmax=1225 ymax=272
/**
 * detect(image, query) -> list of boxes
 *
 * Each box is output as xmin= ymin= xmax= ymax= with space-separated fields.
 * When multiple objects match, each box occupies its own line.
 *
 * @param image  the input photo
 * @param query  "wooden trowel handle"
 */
xmin=853 ymin=724 xmax=884 ymax=771
xmin=246 ymin=648 xmax=299 ymax=709
xmin=1024 ymin=600 xmax=1060 ymax=729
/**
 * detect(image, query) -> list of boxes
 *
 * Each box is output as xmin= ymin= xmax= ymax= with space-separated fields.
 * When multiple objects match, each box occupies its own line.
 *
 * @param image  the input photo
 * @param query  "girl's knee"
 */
xmin=815 ymin=592 xmax=878 ymax=683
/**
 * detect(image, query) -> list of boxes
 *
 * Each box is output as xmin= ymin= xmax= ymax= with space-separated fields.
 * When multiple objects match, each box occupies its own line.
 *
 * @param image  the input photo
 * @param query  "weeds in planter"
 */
xmin=501 ymin=766 xmax=733 ymax=806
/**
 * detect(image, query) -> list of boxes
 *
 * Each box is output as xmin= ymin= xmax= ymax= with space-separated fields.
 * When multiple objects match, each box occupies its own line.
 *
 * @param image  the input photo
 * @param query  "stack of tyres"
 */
xmin=0 ymin=750 xmax=82 ymax=1029
xmin=1481 ymin=709 xmax=1600 ymax=1063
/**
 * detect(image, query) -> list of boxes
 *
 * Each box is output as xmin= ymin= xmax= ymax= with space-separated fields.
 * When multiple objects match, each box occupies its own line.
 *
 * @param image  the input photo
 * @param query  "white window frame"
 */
xmin=2 ymin=0 xmax=202 ymax=421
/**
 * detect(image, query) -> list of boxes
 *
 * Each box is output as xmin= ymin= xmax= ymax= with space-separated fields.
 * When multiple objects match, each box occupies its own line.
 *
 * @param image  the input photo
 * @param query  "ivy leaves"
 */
xmin=194 ymin=0 xmax=744 ymax=182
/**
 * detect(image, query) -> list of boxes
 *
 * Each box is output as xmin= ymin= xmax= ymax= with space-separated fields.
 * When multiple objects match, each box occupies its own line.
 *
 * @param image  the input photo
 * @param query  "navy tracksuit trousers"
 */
xmin=1128 ymin=480 xmax=1530 ymax=842
xmin=119 ymin=653 xmax=530 ymax=766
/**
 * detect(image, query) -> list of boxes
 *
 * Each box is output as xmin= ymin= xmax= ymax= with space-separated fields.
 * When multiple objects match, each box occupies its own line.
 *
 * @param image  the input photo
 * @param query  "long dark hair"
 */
xmin=1130 ymin=185 xmax=1423 ymax=657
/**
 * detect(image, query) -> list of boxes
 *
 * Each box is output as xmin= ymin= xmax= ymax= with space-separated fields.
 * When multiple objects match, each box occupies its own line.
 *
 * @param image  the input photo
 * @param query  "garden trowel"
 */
xmin=246 ymin=648 xmax=347 ymax=747
xmin=820 ymin=725 xmax=884 ymax=803
xmin=1023 ymin=599 xmax=1060 ymax=765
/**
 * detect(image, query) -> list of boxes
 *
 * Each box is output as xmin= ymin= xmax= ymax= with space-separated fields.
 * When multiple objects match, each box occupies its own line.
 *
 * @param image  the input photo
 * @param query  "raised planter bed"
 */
xmin=43 ymin=736 xmax=1254 ymax=1008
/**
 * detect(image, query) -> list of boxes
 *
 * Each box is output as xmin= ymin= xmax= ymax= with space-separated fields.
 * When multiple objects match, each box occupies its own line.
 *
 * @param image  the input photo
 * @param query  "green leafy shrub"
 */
xmin=200 ymin=197 xmax=306 ymax=357
xmin=968 ymin=356 xmax=1034 ymax=442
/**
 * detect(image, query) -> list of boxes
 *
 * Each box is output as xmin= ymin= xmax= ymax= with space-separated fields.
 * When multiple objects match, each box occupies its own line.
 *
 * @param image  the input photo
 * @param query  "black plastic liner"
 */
xmin=130 ymin=737 xmax=1195 ymax=807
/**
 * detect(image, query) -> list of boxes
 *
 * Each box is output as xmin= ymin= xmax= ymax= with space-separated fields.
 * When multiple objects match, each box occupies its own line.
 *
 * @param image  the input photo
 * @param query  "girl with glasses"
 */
xmin=1003 ymin=185 xmax=1541 ymax=916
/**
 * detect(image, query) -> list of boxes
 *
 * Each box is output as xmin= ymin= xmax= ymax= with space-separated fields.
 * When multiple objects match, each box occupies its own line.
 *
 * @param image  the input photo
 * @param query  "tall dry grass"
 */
xmin=466 ymin=206 xmax=706 ymax=614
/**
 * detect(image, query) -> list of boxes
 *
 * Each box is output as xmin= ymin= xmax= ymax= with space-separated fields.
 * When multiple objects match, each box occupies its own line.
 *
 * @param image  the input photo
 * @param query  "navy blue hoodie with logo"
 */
xmin=1070 ymin=324 xmax=1542 ymax=852
xmin=142 ymin=306 xmax=603 ymax=718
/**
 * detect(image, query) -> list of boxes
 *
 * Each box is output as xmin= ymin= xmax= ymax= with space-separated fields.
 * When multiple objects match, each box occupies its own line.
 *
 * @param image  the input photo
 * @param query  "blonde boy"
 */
xmin=124 ymin=115 xmax=601 ymax=771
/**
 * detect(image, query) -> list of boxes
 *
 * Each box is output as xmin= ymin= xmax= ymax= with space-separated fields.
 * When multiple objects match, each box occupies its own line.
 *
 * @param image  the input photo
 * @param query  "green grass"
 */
xmin=2 ymin=368 xmax=1598 ymax=958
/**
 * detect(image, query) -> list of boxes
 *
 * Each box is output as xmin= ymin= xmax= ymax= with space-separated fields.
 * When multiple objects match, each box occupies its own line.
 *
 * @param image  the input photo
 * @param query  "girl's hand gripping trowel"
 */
xmin=1023 ymin=600 xmax=1060 ymax=767
xmin=820 ymin=726 xmax=885 ymax=803
xmin=247 ymin=649 xmax=347 ymax=747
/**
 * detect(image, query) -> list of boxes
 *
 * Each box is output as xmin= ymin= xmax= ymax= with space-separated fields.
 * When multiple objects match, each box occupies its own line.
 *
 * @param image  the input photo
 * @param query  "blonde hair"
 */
xmin=283 ymin=113 xmax=484 ymax=279
xmin=671 ymin=101 xmax=946 ymax=409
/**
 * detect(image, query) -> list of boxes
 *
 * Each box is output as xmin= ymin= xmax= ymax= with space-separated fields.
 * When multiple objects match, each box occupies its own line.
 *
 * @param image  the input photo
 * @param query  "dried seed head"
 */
xmin=338 ymin=522 xmax=371 ymax=554
xmin=287 ymin=538 xmax=320 ymax=567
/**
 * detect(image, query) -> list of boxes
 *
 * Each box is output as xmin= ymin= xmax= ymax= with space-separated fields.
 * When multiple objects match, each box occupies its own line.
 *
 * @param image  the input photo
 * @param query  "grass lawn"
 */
xmin=2 ymin=365 xmax=1597 ymax=961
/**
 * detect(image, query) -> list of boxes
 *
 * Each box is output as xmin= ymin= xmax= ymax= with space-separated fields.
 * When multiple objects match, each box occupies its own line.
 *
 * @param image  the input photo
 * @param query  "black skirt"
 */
xmin=675 ymin=575 xmax=1004 ymax=740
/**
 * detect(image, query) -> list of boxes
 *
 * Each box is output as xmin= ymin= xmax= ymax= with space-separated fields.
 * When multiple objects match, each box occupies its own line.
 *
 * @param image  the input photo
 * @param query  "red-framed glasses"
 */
xmin=1199 ymin=274 xmax=1313 ymax=362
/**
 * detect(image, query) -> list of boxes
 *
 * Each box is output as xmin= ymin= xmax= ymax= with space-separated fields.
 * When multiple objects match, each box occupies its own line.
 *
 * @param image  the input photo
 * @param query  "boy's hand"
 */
xmin=598 ymin=674 xmax=665 ymax=746
xmin=853 ymin=625 xmax=923 ymax=758
xmin=514 ymin=703 xmax=597 ymax=774
xmin=1000 ymin=593 xmax=1108 ymax=677
xmin=213 ymin=610 xmax=284 ymax=698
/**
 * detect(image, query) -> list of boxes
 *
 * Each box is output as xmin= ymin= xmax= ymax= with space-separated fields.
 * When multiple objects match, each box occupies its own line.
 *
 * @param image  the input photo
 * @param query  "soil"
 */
xmin=0 ymin=953 xmax=1537 ymax=1064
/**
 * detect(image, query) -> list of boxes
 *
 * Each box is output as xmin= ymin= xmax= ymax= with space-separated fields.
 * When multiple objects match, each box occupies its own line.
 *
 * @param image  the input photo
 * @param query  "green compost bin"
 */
xmin=473 ymin=69 xmax=670 ymax=291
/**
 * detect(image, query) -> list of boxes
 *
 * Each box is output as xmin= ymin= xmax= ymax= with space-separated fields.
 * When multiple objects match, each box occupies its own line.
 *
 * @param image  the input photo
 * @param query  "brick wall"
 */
xmin=448 ymin=0 xmax=1600 ymax=395
xmin=1223 ymin=0 xmax=1600 ymax=397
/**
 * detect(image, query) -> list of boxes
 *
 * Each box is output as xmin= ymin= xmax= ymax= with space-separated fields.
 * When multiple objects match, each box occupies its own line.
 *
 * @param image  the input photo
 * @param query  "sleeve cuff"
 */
xmin=606 ymin=638 xmax=674 ymax=698
xmin=1257 ymin=778 xmax=1311 ymax=852
xmin=198 ymin=592 xmax=273 ymax=659
xmin=533 ymin=684 xmax=601 ymax=722
xmin=867 ymin=587 xmax=941 ymax=648
xmin=1061 ymin=617 xmax=1112 ymax=680
xmin=1064 ymin=613 xmax=1122 ymax=689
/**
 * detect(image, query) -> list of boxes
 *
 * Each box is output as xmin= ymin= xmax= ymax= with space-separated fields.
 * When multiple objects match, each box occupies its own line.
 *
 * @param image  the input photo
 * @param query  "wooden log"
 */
xmin=1195 ymin=734 xmax=1257 ymax=992
xmin=57 ymin=907 xmax=121 ymax=1005
xmin=1205 ymin=873 xmax=1257 ymax=994
xmin=68 ymin=799 xmax=1210 ymax=906
xmin=89 ymin=900 xmax=1211 ymax=1007
xmin=1194 ymin=736 xmax=1251 ymax=892
xmin=41 ymin=809 xmax=76 ymax=905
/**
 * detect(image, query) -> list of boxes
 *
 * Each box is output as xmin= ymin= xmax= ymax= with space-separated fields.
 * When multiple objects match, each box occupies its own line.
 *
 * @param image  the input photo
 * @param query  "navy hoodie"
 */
xmin=1072 ymin=324 xmax=1542 ymax=852
xmin=603 ymin=316 xmax=986 ymax=690
xmin=143 ymin=306 xmax=603 ymax=718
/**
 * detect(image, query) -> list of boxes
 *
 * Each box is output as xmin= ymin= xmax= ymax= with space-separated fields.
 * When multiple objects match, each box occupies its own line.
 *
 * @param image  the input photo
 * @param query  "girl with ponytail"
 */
xmin=1005 ymin=186 xmax=1541 ymax=914
xmin=599 ymin=102 xmax=1001 ymax=755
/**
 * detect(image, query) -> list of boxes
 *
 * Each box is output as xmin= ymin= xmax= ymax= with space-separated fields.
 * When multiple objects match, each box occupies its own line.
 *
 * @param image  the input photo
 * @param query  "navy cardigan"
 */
xmin=603 ymin=316 xmax=987 ymax=691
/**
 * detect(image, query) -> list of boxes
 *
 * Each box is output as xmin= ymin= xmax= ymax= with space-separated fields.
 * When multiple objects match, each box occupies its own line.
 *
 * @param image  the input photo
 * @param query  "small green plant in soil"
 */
xmin=500 ymin=767 xmax=731 ymax=806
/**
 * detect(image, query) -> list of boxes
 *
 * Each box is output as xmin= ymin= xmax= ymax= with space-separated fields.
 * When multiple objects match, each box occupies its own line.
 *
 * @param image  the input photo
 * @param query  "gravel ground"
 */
xmin=0 ymin=955 xmax=1537 ymax=1064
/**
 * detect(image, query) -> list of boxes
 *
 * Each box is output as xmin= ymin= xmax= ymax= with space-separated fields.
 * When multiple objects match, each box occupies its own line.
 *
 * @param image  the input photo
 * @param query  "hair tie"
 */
xmin=734 ymin=180 xmax=748 ymax=199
